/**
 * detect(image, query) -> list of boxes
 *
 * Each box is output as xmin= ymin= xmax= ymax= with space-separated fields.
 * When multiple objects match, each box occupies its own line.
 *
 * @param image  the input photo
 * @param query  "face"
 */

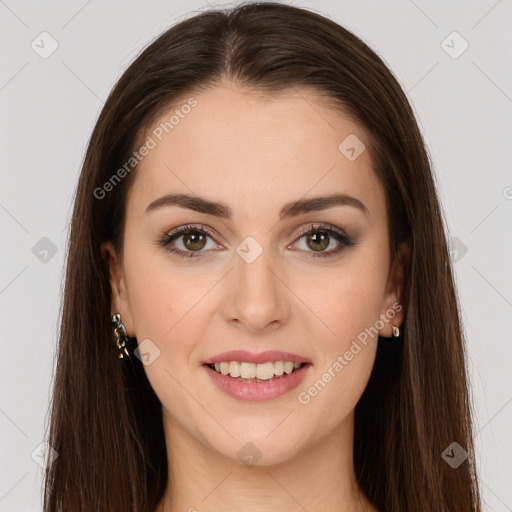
xmin=102 ymin=82 xmax=406 ymax=466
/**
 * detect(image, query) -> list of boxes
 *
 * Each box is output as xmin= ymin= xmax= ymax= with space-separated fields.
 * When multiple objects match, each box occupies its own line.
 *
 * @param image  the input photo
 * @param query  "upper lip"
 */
xmin=203 ymin=350 xmax=311 ymax=365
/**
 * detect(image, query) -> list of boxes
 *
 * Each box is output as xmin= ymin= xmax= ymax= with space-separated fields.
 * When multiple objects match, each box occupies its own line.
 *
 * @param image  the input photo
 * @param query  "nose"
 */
xmin=223 ymin=241 xmax=289 ymax=333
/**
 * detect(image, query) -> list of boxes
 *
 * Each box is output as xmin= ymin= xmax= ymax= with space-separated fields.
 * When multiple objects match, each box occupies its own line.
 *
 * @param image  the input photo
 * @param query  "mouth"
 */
xmin=202 ymin=360 xmax=312 ymax=401
xmin=204 ymin=361 xmax=310 ymax=383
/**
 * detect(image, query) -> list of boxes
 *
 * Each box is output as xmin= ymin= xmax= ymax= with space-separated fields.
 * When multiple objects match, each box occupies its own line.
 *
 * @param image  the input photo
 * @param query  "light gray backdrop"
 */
xmin=0 ymin=0 xmax=511 ymax=510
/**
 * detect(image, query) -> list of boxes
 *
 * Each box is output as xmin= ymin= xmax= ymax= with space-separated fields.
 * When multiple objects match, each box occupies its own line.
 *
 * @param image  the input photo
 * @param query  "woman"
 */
xmin=43 ymin=2 xmax=482 ymax=511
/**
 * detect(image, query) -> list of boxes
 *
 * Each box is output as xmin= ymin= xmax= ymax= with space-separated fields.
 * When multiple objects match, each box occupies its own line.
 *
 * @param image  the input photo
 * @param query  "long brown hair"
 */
xmin=43 ymin=2 xmax=482 ymax=510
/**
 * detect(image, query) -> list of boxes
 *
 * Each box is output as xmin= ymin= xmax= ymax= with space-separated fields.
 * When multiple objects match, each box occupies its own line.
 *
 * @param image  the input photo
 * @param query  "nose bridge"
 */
xmin=226 ymin=234 xmax=286 ymax=329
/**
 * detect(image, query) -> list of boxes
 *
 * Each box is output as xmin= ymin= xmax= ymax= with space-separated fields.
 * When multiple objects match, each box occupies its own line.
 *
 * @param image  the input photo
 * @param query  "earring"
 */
xmin=112 ymin=313 xmax=130 ymax=359
xmin=392 ymin=324 xmax=400 ymax=338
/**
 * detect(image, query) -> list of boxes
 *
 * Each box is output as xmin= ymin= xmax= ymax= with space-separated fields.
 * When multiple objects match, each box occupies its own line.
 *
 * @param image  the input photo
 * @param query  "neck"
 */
xmin=155 ymin=410 xmax=377 ymax=512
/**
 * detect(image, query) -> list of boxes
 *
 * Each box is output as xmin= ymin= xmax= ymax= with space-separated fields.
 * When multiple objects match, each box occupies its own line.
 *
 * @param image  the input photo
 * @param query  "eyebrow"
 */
xmin=145 ymin=192 xmax=369 ymax=220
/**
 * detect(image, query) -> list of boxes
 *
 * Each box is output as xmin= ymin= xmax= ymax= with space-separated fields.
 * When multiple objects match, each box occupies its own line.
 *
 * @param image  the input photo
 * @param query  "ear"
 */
xmin=378 ymin=239 xmax=410 ymax=337
xmin=100 ymin=240 xmax=134 ymax=335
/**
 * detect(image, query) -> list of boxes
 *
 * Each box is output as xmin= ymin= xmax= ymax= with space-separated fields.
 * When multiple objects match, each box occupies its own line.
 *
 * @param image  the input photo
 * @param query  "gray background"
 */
xmin=1 ymin=0 xmax=511 ymax=510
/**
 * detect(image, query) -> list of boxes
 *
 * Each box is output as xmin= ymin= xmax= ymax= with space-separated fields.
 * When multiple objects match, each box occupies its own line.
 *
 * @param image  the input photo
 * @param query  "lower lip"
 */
xmin=203 ymin=363 xmax=311 ymax=402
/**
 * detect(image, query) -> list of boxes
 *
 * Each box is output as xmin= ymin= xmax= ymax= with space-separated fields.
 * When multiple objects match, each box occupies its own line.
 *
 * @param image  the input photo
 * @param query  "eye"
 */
xmin=159 ymin=224 xmax=220 ymax=259
xmin=159 ymin=223 xmax=355 ymax=259
xmin=290 ymin=223 xmax=355 ymax=258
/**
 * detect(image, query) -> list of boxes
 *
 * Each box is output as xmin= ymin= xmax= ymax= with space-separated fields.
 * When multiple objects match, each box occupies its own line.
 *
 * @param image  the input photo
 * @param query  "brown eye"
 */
xmin=181 ymin=231 xmax=207 ymax=251
xmin=305 ymin=231 xmax=330 ymax=252
xmin=160 ymin=224 xmax=219 ymax=259
xmin=292 ymin=224 xmax=356 ymax=258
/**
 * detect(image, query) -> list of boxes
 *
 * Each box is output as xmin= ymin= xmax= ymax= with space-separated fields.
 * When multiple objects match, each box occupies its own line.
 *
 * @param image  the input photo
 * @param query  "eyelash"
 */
xmin=159 ymin=223 xmax=355 ymax=260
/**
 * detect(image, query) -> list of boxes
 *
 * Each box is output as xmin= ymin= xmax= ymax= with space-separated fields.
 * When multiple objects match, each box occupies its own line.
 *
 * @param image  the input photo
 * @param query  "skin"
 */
xmin=102 ymin=81 xmax=408 ymax=512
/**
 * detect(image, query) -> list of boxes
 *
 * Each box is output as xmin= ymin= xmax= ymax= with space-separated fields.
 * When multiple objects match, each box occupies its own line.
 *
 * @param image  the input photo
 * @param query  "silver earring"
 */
xmin=112 ymin=313 xmax=130 ymax=358
xmin=392 ymin=324 xmax=400 ymax=338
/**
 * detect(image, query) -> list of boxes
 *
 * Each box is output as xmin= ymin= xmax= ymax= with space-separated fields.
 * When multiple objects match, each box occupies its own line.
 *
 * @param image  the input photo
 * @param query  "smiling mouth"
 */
xmin=205 ymin=361 xmax=309 ymax=383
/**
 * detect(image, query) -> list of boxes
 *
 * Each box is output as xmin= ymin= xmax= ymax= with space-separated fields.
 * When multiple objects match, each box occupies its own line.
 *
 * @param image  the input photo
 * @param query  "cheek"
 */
xmin=294 ymin=275 xmax=382 ymax=427
xmin=297 ymin=251 xmax=388 ymax=347
xmin=121 ymin=249 xmax=212 ymax=408
xmin=122 ymin=246 xmax=224 ymax=368
xmin=291 ymin=251 xmax=387 ymax=414
xmin=124 ymin=256 xmax=175 ymax=339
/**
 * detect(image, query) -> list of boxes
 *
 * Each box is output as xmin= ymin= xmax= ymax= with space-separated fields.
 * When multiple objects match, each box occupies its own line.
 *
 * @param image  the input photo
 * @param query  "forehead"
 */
xmin=127 ymin=84 xmax=384 ymax=219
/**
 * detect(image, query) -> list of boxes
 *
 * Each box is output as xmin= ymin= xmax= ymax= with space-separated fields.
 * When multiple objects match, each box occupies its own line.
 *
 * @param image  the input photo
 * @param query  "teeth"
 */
xmin=240 ymin=362 xmax=257 ymax=379
xmin=284 ymin=361 xmax=294 ymax=374
xmin=256 ymin=362 xmax=274 ymax=380
xmin=229 ymin=361 xmax=241 ymax=378
xmin=210 ymin=360 xmax=305 ymax=380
